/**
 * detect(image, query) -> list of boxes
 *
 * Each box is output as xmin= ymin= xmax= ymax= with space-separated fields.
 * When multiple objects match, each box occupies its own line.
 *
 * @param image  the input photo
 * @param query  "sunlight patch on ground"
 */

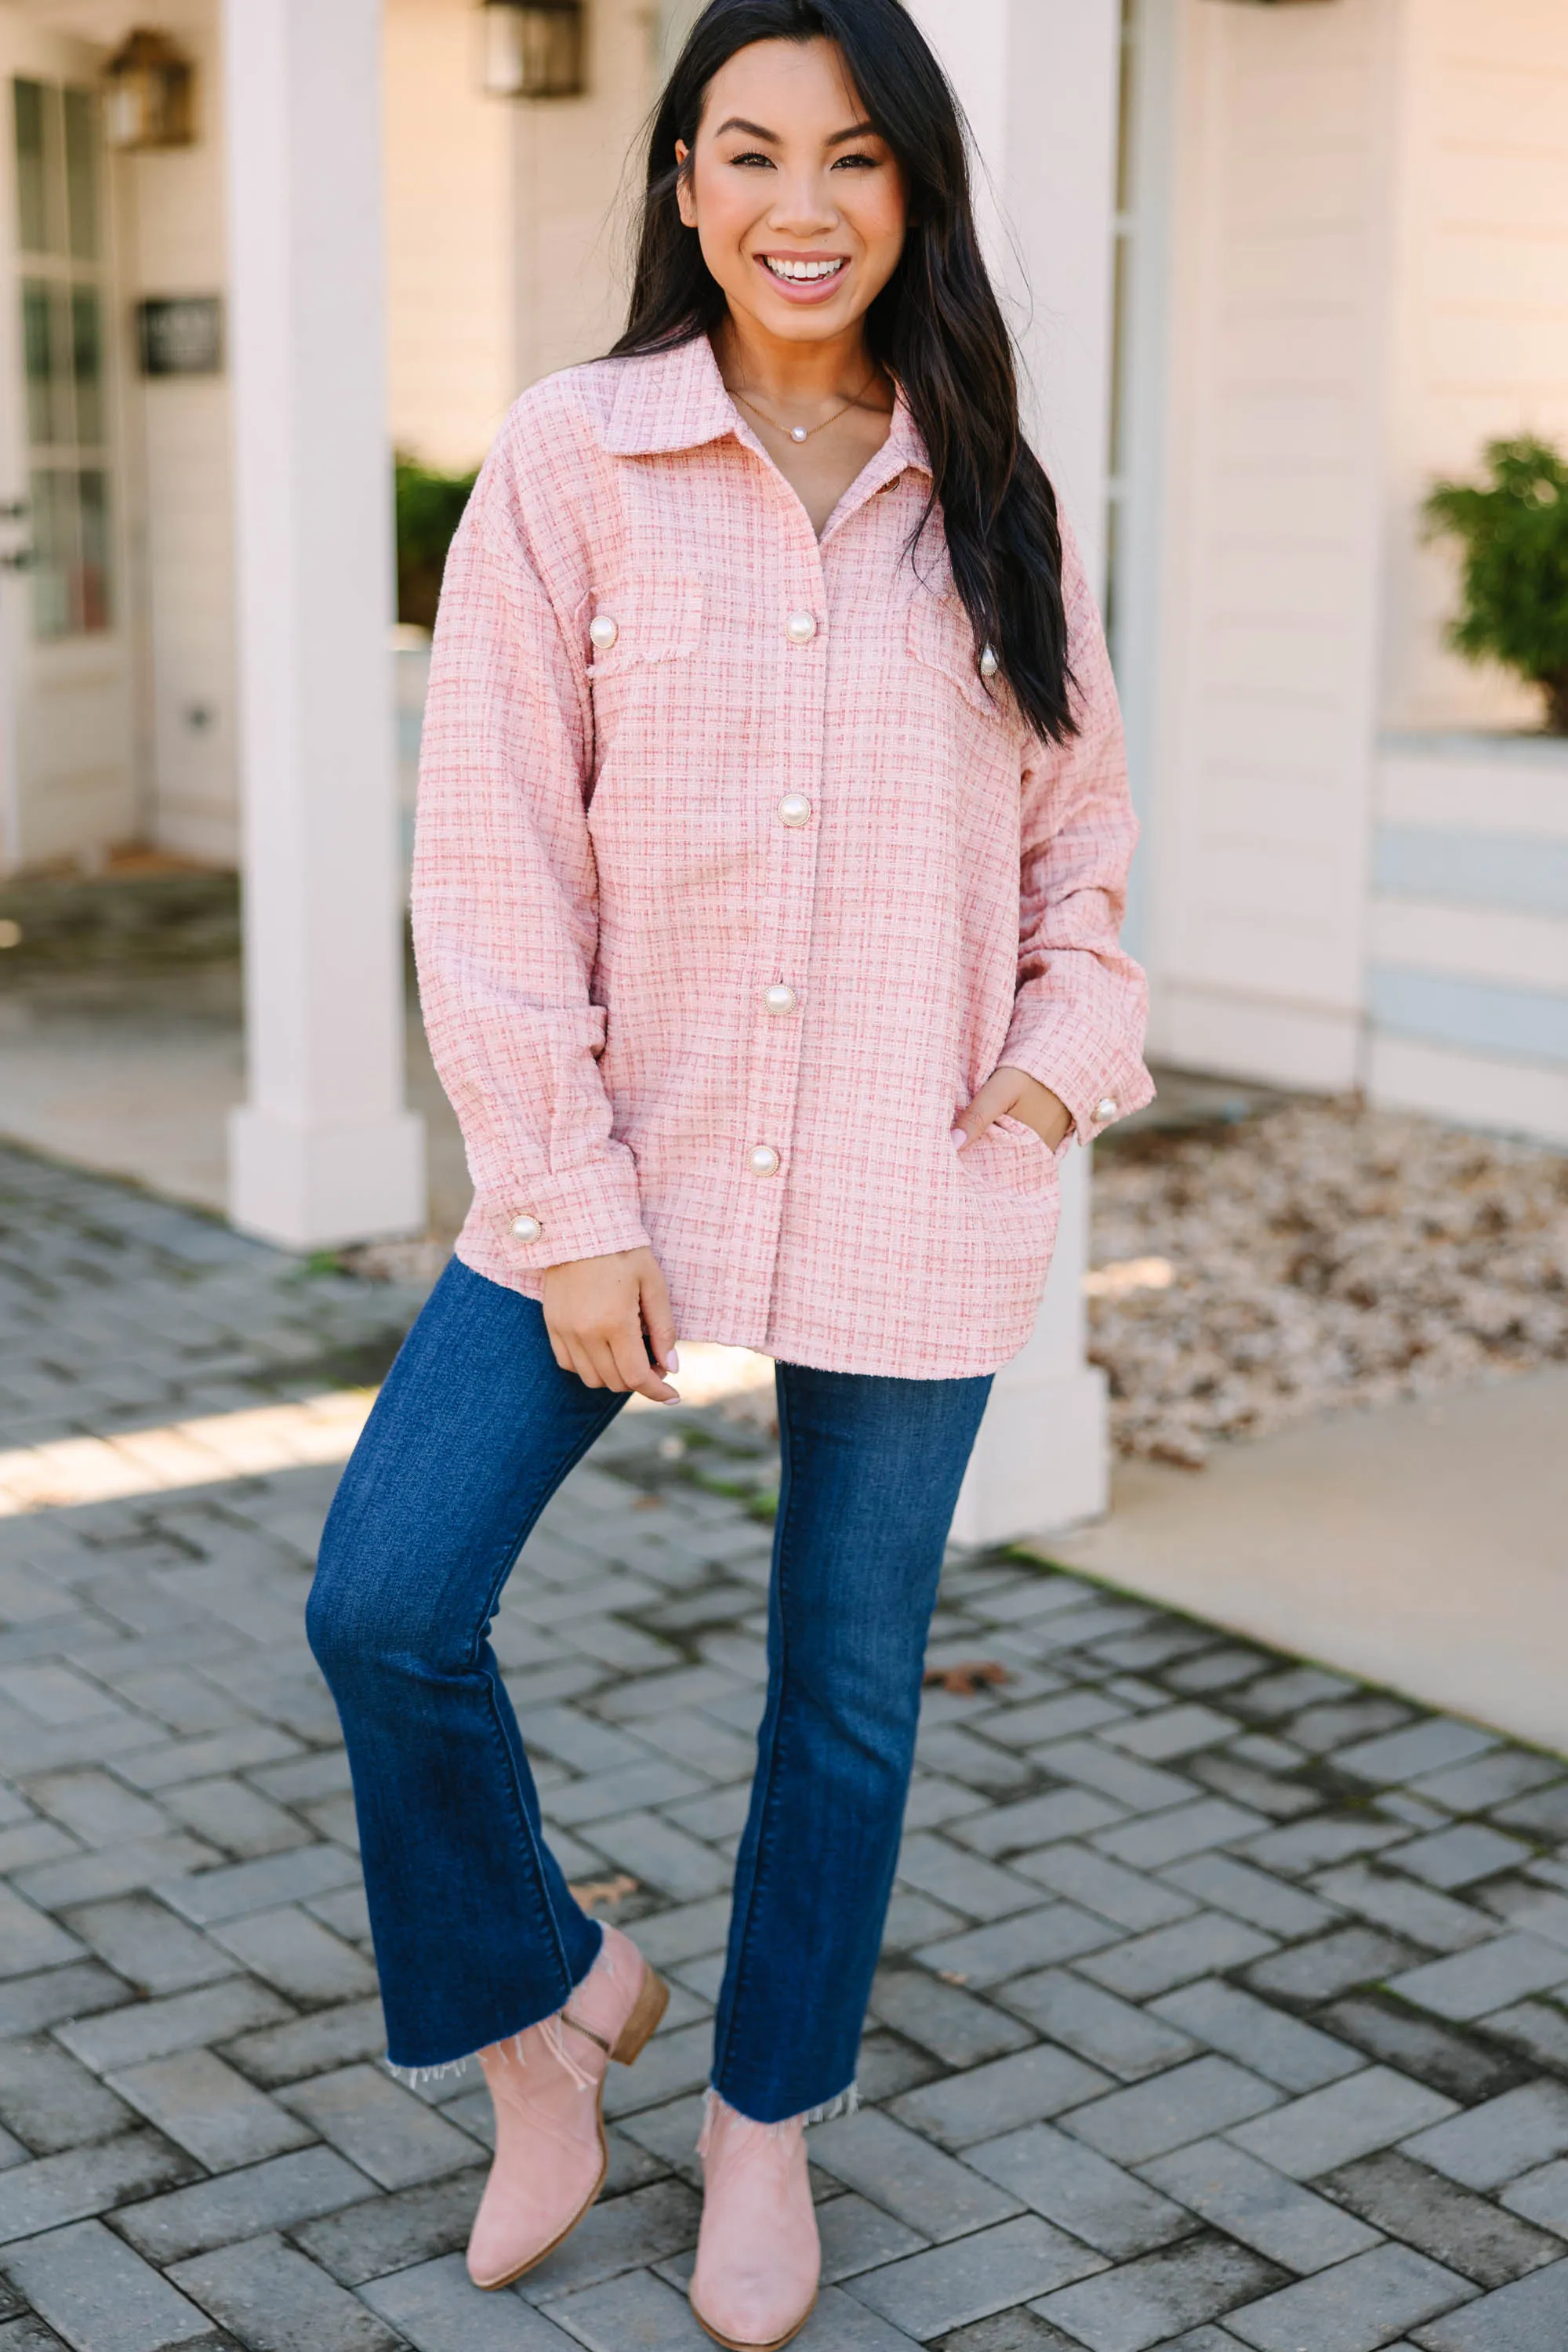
xmin=625 ymin=1341 xmax=777 ymax=1412
xmin=0 ymin=1391 xmax=375 ymax=1516
xmin=0 ymin=1346 xmax=782 ymax=1513
xmin=9 ymin=1287 xmax=1246 ymax=1511
xmin=1083 ymin=1255 xmax=1175 ymax=1301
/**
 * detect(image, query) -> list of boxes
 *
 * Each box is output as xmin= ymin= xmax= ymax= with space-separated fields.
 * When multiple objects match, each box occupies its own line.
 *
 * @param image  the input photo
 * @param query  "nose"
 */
xmin=766 ymin=170 xmax=840 ymax=241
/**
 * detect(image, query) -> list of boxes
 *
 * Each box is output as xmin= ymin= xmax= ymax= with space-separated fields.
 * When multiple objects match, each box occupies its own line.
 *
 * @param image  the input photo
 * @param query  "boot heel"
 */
xmin=612 ymin=1964 xmax=669 ymax=2066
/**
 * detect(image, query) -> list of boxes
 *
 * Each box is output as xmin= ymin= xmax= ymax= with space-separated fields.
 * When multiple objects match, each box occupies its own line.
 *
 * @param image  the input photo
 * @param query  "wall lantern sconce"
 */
xmin=481 ymin=0 xmax=586 ymax=100
xmin=103 ymin=30 xmax=195 ymax=151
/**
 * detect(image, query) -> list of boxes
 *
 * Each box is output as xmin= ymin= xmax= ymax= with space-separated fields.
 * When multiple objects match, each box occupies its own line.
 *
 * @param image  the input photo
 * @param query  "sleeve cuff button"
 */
xmin=510 ymin=1214 xmax=543 ymax=1243
xmin=1095 ymin=1098 xmax=1119 ymax=1123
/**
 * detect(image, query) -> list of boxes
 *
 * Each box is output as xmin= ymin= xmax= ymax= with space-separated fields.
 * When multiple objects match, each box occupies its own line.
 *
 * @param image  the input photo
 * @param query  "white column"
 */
xmin=909 ymin=0 xmax=1123 ymax=1543
xmin=223 ymin=0 xmax=426 ymax=1249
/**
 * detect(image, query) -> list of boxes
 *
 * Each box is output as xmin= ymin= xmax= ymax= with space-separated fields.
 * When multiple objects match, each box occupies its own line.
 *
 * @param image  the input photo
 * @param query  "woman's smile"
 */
xmin=754 ymin=250 xmax=850 ymax=300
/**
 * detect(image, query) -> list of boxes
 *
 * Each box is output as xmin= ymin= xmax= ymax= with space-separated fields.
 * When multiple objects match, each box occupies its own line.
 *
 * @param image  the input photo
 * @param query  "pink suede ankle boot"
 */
xmin=466 ymin=1925 xmax=668 ymax=2290
xmin=688 ymin=2093 xmax=822 ymax=2350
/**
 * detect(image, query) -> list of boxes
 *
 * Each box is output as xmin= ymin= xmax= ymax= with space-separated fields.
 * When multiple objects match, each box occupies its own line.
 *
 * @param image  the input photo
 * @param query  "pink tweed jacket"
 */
xmin=413 ymin=333 xmax=1152 ymax=1379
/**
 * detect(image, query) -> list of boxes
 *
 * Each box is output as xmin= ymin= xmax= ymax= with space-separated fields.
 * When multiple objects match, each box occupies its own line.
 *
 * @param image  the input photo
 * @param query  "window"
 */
xmin=13 ymin=77 xmax=111 ymax=641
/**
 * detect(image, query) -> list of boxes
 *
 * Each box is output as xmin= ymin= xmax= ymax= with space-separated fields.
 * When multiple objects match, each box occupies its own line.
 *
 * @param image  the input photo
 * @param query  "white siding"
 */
xmin=510 ymin=0 xmax=658 ymax=390
xmin=1148 ymin=0 xmax=1396 ymax=1087
xmin=385 ymin=0 xmax=512 ymax=471
xmin=1370 ymin=1035 xmax=1568 ymax=1146
xmin=1366 ymin=735 xmax=1568 ymax=1142
xmin=1369 ymin=899 xmax=1568 ymax=993
xmin=1378 ymin=736 xmax=1568 ymax=837
xmin=1381 ymin=0 xmax=1568 ymax=732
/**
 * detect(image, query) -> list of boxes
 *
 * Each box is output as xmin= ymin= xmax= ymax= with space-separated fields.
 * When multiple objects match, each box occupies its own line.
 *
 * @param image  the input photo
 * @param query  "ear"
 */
xmin=674 ymin=140 xmax=697 ymax=229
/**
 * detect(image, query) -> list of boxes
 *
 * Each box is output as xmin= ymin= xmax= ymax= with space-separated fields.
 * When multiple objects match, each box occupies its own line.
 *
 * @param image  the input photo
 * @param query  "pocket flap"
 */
xmin=581 ymin=577 xmax=704 ymax=678
xmin=906 ymin=589 xmax=1006 ymax=719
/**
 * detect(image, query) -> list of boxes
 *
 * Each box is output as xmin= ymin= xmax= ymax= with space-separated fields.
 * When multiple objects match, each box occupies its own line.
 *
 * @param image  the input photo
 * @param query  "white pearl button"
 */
xmin=749 ymin=1144 xmax=781 ymax=1176
xmin=785 ymin=610 xmax=818 ymax=644
xmin=588 ymin=613 xmax=619 ymax=652
xmin=764 ymin=984 xmax=798 ymax=1014
xmin=777 ymin=792 xmax=811 ymax=827
xmin=979 ymin=645 xmax=1000 ymax=679
xmin=1095 ymin=1097 xmax=1119 ymax=1123
xmin=510 ymin=1214 xmax=543 ymax=1243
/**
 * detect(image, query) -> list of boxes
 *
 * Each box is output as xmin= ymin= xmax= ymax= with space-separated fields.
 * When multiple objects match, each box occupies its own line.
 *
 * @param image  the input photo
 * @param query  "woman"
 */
xmin=307 ymin=1 xmax=1151 ymax=2343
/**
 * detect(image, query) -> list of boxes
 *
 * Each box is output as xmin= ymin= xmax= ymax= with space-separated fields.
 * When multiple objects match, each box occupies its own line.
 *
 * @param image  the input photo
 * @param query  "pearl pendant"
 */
xmin=790 ymin=426 xmax=808 ymax=442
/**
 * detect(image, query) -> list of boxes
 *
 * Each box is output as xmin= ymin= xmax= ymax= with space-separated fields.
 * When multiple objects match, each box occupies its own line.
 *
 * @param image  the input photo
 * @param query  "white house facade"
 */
xmin=0 ymin=0 xmax=1563 ymax=1533
xmin=1126 ymin=0 xmax=1568 ymax=1148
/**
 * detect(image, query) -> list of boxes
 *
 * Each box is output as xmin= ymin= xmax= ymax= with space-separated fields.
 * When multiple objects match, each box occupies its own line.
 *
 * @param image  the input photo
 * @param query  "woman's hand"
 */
xmin=541 ymin=1247 xmax=680 ymax=1403
xmin=953 ymin=1066 xmax=1073 ymax=1154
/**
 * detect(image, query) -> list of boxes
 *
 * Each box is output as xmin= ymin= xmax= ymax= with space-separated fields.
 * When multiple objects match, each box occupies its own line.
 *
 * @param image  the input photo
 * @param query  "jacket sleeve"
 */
xmin=1000 ymin=521 xmax=1156 ymax=1145
xmin=411 ymin=445 xmax=651 ymax=1272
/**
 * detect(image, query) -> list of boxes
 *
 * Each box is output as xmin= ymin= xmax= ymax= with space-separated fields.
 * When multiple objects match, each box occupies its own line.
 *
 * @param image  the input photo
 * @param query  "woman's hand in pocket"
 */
xmin=953 ymin=1067 xmax=1073 ymax=1154
xmin=541 ymin=1247 xmax=679 ymax=1403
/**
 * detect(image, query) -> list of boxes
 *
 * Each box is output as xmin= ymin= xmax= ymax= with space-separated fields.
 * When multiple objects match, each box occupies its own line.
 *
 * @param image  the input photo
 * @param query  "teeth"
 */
xmin=764 ymin=257 xmax=845 ymax=282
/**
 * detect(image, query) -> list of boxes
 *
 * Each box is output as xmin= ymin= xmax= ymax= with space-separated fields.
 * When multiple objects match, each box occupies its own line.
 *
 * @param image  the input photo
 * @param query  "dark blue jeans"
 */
xmin=307 ymin=1257 xmax=992 ymax=2123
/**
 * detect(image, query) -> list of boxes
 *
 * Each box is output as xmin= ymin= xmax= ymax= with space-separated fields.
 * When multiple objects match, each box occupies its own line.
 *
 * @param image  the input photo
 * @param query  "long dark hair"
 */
xmin=611 ymin=0 xmax=1076 ymax=745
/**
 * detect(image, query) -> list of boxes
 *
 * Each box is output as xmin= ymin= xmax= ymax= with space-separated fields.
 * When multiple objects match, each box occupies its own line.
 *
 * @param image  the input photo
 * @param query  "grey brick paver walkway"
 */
xmin=2 ymin=1144 xmax=1568 ymax=2349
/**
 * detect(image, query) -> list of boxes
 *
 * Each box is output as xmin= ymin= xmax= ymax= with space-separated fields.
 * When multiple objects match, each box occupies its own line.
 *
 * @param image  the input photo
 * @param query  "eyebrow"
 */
xmin=712 ymin=116 xmax=878 ymax=147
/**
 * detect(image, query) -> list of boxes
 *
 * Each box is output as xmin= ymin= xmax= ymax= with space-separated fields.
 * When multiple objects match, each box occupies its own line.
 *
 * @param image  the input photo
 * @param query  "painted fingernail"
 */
xmin=666 ymin=1345 xmax=680 ymax=1373
xmin=950 ymin=1127 xmax=967 ymax=1149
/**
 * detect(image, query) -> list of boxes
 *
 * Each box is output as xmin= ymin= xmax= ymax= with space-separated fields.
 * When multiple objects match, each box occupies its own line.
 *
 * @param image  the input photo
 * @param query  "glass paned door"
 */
xmin=0 ymin=23 xmax=132 ymax=874
xmin=13 ymin=75 xmax=109 ymax=642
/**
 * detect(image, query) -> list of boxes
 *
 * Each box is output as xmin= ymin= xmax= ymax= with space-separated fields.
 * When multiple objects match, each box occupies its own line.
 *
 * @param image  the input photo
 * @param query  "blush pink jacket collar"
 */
xmin=412 ymin=334 xmax=1153 ymax=1379
xmin=601 ymin=331 xmax=933 ymax=525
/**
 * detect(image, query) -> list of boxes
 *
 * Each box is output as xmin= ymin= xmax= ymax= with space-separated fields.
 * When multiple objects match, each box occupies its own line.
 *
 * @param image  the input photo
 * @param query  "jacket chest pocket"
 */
xmin=906 ymin=588 xmax=1008 ymax=723
xmin=580 ymin=578 xmax=704 ymax=681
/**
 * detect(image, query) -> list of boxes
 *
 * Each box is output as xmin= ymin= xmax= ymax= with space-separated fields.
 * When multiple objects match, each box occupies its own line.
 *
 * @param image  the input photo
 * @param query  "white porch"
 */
xmin=9 ymin=0 xmax=1565 ymax=1534
xmin=0 ymin=0 xmax=1133 ymax=1541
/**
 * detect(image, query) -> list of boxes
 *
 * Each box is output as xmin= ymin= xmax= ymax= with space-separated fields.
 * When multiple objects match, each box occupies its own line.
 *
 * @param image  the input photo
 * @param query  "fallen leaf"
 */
xmin=922 ymin=1660 xmax=1014 ymax=1697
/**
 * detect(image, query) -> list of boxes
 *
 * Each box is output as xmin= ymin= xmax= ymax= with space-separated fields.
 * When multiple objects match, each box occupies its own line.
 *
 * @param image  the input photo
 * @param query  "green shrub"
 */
xmin=1424 ymin=435 xmax=1568 ymax=734
xmin=394 ymin=453 xmax=479 ymax=633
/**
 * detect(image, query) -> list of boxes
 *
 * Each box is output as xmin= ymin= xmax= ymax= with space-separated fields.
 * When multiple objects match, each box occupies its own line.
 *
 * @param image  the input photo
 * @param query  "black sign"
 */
xmin=138 ymin=296 xmax=223 ymax=378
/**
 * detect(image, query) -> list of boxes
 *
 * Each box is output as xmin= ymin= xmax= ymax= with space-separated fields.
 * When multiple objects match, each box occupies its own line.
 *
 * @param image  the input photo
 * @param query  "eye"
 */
xmin=727 ymin=150 xmax=776 ymax=169
xmin=832 ymin=151 xmax=882 ymax=170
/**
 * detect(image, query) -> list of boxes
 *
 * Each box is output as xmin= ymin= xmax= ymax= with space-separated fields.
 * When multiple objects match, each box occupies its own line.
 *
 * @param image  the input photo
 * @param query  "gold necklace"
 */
xmin=730 ymin=368 xmax=881 ymax=445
